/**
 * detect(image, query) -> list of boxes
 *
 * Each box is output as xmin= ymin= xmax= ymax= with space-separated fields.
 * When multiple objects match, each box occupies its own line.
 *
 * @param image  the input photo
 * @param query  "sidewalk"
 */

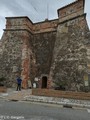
xmin=0 ymin=88 xmax=32 ymax=101
xmin=0 ymin=88 xmax=90 ymax=109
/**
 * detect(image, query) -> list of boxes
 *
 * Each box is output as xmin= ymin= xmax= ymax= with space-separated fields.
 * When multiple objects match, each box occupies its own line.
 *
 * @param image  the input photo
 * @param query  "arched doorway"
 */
xmin=42 ymin=76 xmax=47 ymax=88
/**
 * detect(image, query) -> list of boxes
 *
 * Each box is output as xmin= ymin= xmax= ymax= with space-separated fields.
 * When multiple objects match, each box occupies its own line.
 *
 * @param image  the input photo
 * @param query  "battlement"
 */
xmin=33 ymin=19 xmax=58 ymax=33
xmin=5 ymin=16 xmax=33 ymax=33
xmin=5 ymin=17 xmax=58 ymax=34
xmin=5 ymin=0 xmax=85 ymax=34
xmin=58 ymin=0 xmax=85 ymax=23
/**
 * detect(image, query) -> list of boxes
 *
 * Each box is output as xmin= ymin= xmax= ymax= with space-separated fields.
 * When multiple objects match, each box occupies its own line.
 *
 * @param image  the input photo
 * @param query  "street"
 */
xmin=0 ymin=100 xmax=90 ymax=120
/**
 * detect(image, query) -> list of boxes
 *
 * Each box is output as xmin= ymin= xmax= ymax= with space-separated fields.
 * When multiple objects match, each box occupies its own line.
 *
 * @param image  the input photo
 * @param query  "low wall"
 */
xmin=0 ymin=87 xmax=7 ymax=93
xmin=32 ymin=89 xmax=90 ymax=100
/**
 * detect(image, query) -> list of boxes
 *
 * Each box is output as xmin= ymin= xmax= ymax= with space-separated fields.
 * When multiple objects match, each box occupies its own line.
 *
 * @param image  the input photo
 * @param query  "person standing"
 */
xmin=16 ymin=76 xmax=22 ymax=91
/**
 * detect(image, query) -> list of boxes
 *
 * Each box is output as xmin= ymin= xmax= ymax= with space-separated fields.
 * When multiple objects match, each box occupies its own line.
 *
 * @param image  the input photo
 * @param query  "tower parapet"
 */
xmin=58 ymin=0 xmax=85 ymax=23
xmin=5 ymin=16 xmax=33 ymax=33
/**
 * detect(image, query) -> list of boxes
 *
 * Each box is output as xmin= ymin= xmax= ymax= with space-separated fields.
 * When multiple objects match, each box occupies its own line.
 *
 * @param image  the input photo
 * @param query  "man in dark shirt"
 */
xmin=16 ymin=77 xmax=22 ymax=91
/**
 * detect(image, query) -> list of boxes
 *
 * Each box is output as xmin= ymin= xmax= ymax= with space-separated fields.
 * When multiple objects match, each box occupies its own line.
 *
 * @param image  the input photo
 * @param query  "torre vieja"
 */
xmin=0 ymin=0 xmax=90 ymax=91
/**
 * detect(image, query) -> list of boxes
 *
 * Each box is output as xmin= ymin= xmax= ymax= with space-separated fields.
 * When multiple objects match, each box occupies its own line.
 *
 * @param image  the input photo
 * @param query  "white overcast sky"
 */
xmin=0 ymin=0 xmax=90 ymax=39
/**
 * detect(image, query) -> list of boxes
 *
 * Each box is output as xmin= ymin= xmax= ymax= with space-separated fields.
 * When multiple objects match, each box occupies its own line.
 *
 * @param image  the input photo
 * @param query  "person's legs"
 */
xmin=19 ymin=84 xmax=21 ymax=91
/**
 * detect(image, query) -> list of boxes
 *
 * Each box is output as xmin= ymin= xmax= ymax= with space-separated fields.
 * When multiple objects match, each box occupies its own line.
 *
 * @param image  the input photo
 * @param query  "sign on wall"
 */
xmin=34 ymin=77 xmax=38 ymax=81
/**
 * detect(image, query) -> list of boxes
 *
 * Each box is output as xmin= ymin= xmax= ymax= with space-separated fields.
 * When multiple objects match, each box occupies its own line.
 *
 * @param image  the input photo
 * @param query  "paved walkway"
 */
xmin=0 ymin=88 xmax=90 ymax=109
xmin=0 ymin=88 xmax=32 ymax=101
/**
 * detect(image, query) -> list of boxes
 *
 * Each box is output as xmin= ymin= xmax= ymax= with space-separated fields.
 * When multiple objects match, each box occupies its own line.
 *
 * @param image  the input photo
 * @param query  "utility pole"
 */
xmin=47 ymin=3 xmax=49 ymax=20
xmin=45 ymin=2 xmax=49 ymax=21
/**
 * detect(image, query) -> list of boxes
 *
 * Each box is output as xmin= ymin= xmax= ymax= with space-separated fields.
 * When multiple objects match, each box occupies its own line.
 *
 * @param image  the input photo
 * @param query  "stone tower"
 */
xmin=0 ymin=0 xmax=90 ymax=91
xmin=49 ymin=0 xmax=90 ymax=91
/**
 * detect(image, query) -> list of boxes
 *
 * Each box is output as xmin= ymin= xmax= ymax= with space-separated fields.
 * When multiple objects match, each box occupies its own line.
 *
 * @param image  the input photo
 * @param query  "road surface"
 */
xmin=0 ymin=100 xmax=90 ymax=120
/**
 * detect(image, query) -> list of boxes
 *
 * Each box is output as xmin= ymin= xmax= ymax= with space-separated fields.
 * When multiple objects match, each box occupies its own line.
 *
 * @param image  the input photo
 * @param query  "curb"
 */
xmin=23 ymin=96 xmax=90 ymax=109
xmin=24 ymin=99 xmax=90 ymax=109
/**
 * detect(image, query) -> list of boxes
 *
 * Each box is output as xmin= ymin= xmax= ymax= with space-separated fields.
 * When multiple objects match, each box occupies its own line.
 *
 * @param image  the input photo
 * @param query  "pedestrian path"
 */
xmin=0 ymin=88 xmax=32 ymax=101
xmin=7 ymin=90 xmax=32 ymax=101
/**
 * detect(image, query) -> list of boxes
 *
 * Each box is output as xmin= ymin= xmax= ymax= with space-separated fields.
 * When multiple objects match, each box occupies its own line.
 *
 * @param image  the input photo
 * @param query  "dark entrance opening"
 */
xmin=88 ymin=74 xmax=90 ymax=87
xmin=42 ymin=76 xmax=47 ymax=88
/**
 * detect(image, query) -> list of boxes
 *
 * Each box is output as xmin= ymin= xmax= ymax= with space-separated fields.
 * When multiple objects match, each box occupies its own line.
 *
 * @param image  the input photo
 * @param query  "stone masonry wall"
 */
xmin=0 ymin=0 xmax=90 ymax=91
xmin=0 ymin=17 xmax=58 ymax=88
xmin=0 ymin=30 xmax=23 ymax=87
xmin=22 ymin=32 xmax=37 ymax=88
xmin=32 ymin=32 xmax=57 ymax=77
xmin=30 ymin=32 xmax=57 ymax=88
xmin=6 ymin=17 xmax=33 ymax=33
xmin=33 ymin=19 xmax=58 ymax=33
xmin=58 ymin=0 xmax=84 ymax=23
xmin=49 ymin=0 xmax=90 ymax=91
xmin=0 ymin=17 xmax=35 ymax=88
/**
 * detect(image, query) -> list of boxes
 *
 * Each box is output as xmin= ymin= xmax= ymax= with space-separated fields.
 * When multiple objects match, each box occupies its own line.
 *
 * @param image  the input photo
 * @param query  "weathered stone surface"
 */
xmin=0 ymin=0 xmax=90 ymax=91
xmin=0 ymin=30 xmax=23 ymax=87
xmin=58 ymin=0 xmax=84 ymax=23
xmin=49 ymin=14 xmax=90 ymax=91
